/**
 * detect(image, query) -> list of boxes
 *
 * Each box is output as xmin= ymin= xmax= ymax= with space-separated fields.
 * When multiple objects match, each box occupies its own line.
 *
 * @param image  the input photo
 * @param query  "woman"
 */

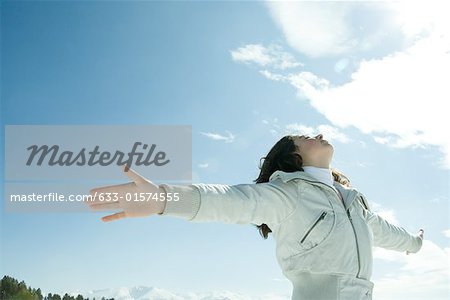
xmin=87 ymin=134 xmax=424 ymax=300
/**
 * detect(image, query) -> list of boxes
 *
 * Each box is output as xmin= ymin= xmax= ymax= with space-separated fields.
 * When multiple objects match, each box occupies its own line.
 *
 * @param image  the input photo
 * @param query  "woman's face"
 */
xmin=293 ymin=134 xmax=334 ymax=167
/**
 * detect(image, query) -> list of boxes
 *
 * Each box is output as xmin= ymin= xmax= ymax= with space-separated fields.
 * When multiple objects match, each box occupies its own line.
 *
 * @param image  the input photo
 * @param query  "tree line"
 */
xmin=0 ymin=276 xmax=114 ymax=300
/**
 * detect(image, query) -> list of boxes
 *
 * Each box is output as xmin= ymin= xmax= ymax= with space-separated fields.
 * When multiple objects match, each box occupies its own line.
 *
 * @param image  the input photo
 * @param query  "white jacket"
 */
xmin=159 ymin=170 xmax=423 ymax=300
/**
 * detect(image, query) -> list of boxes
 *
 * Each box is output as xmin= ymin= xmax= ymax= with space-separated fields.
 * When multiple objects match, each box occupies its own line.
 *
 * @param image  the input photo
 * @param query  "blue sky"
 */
xmin=1 ymin=1 xmax=449 ymax=299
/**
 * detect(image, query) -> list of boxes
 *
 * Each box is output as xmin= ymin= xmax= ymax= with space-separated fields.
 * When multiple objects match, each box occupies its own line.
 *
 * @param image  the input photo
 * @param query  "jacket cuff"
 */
xmin=157 ymin=184 xmax=201 ymax=221
xmin=408 ymin=235 xmax=423 ymax=253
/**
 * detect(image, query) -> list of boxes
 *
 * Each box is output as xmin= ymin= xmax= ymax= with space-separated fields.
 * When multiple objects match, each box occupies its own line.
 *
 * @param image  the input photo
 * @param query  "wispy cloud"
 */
xmin=198 ymin=163 xmax=209 ymax=169
xmin=284 ymin=123 xmax=351 ymax=144
xmin=230 ymin=44 xmax=303 ymax=70
xmin=260 ymin=70 xmax=285 ymax=81
xmin=200 ymin=130 xmax=235 ymax=143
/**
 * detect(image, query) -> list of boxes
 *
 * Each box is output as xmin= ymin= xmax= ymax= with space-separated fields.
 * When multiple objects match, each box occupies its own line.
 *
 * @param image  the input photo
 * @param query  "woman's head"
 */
xmin=255 ymin=134 xmax=333 ymax=183
xmin=254 ymin=133 xmax=349 ymax=239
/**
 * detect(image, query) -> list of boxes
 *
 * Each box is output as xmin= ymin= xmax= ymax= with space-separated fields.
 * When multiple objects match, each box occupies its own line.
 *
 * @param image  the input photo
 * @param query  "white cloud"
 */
xmin=266 ymin=1 xmax=357 ymax=57
xmin=265 ymin=1 xmax=449 ymax=59
xmin=388 ymin=0 xmax=450 ymax=38
xmin=200 ymin=131 xmax=235 ymax=143
xmin=230 ymin=44 xmax=303 ymax=70
xmin=284 ymin=123 xmax=351 ymax=144
xmin=373 ymin=241 xmax=450 ymax=300
xmin=254 ymin=30 xmax=450 ymax=168
xmin=284 ymin=123 xmax=315 ymax=136
xmin=247 ymin=2 xmax=450 ymax=168
xmin=260 ymin=69 xmax=285 ymax=81
xmin=372 ymin=136 xmax=391 ymax=145
xmin=198 ymin=163 xmax=209 ymax=169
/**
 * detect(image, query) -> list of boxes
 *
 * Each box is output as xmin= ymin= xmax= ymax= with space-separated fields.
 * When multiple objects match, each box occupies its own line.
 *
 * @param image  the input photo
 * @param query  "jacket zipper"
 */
xmin=300 ymin=178 xmax=362 ymax=278
xmin=300 ymin=211 xmax=327 ymax=243
xmin=346 ymin=208 xmax=361 ymax=277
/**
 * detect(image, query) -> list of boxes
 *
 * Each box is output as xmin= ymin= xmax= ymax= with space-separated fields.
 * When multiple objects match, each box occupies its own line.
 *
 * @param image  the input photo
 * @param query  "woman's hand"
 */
xmin=86 ymin=165 xmax=166 ymax=222
xmin=406 ymin=229 xmax=424 ymax=255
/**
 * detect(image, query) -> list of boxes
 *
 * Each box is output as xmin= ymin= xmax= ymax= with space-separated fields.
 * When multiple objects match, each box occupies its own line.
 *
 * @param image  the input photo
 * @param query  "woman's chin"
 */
xmin=322 ymin=141 xmax=333 ymax=148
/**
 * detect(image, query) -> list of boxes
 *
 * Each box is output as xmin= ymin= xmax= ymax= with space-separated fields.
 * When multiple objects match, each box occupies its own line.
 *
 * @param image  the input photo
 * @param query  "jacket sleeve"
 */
xmin=363 ymin=206 xmax=423 ymax=254
xmin=157 ymin=178 xmax=298 ymax=227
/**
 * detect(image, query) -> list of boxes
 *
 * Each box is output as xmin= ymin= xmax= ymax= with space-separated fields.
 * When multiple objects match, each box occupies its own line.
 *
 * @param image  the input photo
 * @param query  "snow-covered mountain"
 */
xmin=71 ymin=285 xmax=290 ymax=300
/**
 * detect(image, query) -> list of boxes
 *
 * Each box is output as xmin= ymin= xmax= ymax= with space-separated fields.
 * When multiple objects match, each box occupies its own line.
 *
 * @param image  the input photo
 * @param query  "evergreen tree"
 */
xmin=62 ymin=293 xmax=71 ymax=300
xmin=36 ymin=288 xmax=43 ymax=300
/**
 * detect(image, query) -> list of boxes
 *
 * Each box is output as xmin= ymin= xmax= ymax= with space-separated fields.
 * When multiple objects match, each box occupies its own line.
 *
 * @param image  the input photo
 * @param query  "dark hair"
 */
xmin=253 ymin=135 xmax=351 ymax=239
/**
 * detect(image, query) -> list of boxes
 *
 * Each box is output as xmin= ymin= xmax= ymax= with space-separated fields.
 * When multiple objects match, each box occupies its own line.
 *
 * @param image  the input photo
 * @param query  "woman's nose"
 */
xmin=315 ymin=134 xmax=323 ymax=140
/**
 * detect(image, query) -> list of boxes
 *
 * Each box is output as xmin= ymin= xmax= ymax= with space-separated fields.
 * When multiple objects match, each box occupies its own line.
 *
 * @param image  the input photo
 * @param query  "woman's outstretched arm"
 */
xmin=357 ymin=196 xmax=424 ymax=254
xmin=159 ymin=180 xmax=298 ymax=227
xmin=87 ymin=166 xmax=299 ymax=228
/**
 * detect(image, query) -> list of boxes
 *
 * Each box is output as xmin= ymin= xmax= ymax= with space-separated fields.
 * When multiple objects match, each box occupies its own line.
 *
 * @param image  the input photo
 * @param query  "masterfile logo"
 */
xmin=25 ymin=142 xmax=170 ymax=168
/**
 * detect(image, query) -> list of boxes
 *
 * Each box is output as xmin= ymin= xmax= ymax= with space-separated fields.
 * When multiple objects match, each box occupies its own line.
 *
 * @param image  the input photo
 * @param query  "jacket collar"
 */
xmin=269 ymin=170 xmax=315 ymax=182
xmin=269 ymin=170 xmax=360 ymax=209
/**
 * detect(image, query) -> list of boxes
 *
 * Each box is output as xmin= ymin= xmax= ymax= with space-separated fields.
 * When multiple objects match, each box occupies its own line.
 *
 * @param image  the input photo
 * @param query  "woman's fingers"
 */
xmin=101 ymin=211 xmax=126 ymax=222
xmin=418 ymin=229 xmax=424 ymax=239
xmin=87 ymin=167 xmax=147 ymax=205
xmin=121 ymin=165 xmax=147 ymax=184
xmin=87 ymin=166 xmax=154 ymax=222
